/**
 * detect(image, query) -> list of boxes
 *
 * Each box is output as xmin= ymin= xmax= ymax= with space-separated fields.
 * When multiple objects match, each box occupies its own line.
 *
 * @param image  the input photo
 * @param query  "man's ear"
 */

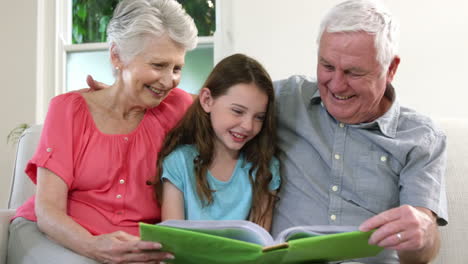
xmin=199 ymin=88 xmax=213 ymax=113
xmin=386 ymin=56 xmax=400 ymax=83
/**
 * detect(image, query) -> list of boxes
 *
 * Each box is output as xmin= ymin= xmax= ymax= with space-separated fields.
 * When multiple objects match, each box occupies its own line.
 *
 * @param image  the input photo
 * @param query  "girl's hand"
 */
xmin=89 ymin=231 xmax=174 ymax=264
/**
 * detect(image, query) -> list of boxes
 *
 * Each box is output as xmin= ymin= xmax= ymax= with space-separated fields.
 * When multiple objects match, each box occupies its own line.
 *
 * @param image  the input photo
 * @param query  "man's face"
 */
xmin=317 ymin=31 xmax=398 ymax=124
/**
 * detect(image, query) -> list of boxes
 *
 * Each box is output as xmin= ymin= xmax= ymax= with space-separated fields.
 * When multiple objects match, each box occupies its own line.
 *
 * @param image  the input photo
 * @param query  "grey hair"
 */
xmin=107 ymin=0 xmax=198 ymax=64
xmin=317 ymin=0 xmax=399 ymax=71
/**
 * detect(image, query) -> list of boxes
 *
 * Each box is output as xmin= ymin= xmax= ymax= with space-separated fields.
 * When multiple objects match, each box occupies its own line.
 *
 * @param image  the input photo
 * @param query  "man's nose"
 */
xmin=329 ymin=71 xmax=347 ymax=92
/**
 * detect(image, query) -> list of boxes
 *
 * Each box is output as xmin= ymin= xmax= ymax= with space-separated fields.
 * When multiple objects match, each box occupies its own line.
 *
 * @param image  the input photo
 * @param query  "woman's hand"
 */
xmin=36 ymin=168 xmax=174 ymax=263
xmin=89 ymin=231 xmax=174 ymax=264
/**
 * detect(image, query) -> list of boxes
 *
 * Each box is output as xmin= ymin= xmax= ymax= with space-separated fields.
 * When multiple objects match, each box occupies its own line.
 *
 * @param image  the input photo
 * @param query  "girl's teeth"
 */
xmin=232 ymin=132 xmax=245 ymax=139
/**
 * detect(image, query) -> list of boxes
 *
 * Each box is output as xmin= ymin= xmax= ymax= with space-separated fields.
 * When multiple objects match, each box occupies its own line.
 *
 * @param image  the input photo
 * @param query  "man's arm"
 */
xmin=360 ymin=205 xmax=440 ymax=264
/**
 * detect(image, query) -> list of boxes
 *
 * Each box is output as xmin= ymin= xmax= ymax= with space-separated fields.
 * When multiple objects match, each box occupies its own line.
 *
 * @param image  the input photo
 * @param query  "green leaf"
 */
xmin=76 ymin=4 xmax=87 ymax=21
xmin=99 ymin=16 xmax=110 ymax=33
xmin=72 ymin=24 xmax=83 ymax=44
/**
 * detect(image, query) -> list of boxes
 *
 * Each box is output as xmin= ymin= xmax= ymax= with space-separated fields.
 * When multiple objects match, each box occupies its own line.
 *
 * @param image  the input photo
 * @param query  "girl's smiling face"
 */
xmin=200 ymin=82 xmax=268 ymax=157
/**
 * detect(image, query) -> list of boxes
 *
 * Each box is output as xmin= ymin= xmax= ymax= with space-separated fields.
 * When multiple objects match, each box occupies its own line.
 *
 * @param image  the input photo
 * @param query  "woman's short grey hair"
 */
xmin=107 ymin=0 xmax=198 ymax=64
xmin=317 ymin=0 xmax=399 ymax=71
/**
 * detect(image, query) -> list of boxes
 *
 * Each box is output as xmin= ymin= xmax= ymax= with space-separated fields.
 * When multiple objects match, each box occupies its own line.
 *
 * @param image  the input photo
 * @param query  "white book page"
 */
xmin=274 ymin=225 xmax=358 ymax=243
xmin=159 ymin=220 xmax=275 ymax=246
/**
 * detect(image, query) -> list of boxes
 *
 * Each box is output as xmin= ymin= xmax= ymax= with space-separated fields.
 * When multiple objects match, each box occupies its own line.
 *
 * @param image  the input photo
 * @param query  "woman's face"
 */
xmin=118 ymin=34 xmax=186 ymax=108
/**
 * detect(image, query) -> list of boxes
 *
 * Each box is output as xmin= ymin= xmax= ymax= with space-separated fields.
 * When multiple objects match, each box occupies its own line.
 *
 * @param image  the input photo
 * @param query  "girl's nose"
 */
xmin=241 ymin=117 xmax=253 ymax=132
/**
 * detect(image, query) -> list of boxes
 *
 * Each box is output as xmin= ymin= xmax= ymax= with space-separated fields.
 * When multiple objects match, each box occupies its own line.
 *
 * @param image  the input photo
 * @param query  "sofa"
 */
xmin=1 ymin=120 xmax=467 ymax=263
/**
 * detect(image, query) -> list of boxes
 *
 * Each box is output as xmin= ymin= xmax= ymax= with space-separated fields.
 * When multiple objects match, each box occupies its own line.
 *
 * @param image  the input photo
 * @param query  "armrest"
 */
xmin=0 ymin=209 xmax=15 ymax=264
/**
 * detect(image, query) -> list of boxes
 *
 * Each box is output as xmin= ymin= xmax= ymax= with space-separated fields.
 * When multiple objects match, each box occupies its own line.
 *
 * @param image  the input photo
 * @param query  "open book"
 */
xmin=139 ymin=220 xmax=383 ymax=264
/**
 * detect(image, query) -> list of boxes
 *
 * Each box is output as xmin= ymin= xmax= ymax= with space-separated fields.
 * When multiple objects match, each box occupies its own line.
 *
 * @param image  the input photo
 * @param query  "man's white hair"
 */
xmin=317 ymin=0 xmax=399 ymax=71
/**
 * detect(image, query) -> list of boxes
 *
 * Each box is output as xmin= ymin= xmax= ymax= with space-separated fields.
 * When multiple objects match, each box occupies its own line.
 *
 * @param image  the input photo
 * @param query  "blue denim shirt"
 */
xmin=271 ymin=75 xmax=448 ymax=264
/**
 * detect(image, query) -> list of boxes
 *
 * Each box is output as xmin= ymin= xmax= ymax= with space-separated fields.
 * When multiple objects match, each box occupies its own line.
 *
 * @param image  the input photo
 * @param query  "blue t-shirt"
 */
xmin=161 ymin=145 xmax=281 ymax=220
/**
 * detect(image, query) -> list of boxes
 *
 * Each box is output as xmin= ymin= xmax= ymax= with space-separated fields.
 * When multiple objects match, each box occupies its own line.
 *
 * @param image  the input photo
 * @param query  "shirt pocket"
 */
xmin=344 ymin=148 xmax=402 ymax=215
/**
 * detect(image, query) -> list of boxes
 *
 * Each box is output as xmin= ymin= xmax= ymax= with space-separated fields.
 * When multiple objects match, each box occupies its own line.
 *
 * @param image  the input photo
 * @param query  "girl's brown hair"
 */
xmin=155 ymin=53 xmax=278 ymax=228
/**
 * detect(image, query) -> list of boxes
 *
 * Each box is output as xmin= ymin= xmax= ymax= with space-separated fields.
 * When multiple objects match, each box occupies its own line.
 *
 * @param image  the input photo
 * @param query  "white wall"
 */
xmin=0 ymin=1 xmax=37 ymax=207
xmin=216 ymin=0 xmax=468 ymax=119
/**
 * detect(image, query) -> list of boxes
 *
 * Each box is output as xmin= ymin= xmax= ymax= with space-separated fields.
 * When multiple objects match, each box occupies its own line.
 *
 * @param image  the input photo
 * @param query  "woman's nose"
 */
xmin=160 ymin=70 xmax=177 ymax=89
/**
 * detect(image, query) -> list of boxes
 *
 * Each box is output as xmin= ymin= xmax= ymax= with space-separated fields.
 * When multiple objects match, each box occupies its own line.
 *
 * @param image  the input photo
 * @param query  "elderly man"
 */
xmin=271 ymin=0 xmax=447 ymax=263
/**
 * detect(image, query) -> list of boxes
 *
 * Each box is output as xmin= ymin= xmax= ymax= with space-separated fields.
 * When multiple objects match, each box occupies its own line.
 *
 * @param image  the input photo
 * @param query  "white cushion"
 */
xmin=8 ymin=125 xmax=41 ymax=209
xmin=432 ymin=118 xmax=468 ymax=264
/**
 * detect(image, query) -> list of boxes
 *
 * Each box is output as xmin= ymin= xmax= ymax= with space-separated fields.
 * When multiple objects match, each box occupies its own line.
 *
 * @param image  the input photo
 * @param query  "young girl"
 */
xmin=155 ymin=53 xmax=280 ymax=230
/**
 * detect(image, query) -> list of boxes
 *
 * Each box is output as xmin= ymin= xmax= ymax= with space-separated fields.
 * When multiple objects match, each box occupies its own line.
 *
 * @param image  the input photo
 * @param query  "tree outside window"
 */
xmin=72 ymin=0 xmax=216 ymax=44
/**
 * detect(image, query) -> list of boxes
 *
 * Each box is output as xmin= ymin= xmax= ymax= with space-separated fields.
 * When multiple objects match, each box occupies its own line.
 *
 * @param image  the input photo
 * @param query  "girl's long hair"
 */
xmin=155 ymin=53 xmax=278 ymax=228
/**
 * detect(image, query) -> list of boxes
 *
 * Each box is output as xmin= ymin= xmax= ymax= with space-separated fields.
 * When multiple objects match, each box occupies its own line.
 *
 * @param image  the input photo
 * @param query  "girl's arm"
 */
xmin=262 ymin=191 xmax=277 ymax=232
xmin=161 ymin=180 xmax=185 ymax=220
xmin=35 ymin=167 xmax=169 ymax=263
xmin=250 ymin=191 xmax=277 ymax=232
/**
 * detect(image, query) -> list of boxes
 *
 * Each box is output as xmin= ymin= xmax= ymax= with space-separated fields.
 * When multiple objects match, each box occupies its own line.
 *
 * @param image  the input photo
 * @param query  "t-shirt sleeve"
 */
xmin=161 ymin=148 xmax=187 ymax=192
xmin=400 ymin=130 xmax=448 ymax=225
xmin=24 ymin=93 xmax=80 ymax=188
xmin=268 ymin=157 xmax=281 ymax=191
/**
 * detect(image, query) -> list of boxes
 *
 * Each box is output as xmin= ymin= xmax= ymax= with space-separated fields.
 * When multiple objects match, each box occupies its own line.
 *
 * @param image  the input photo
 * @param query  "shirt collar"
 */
xmin=310 ymin=84 xmax=399 ymax=138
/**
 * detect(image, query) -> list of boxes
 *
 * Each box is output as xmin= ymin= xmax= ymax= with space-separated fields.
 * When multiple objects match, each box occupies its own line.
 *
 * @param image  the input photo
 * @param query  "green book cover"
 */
xmin=139 ymin=220 xmax=383 ymax=264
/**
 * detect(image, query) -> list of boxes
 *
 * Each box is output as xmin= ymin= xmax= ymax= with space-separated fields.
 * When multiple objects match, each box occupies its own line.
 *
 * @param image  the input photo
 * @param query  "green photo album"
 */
xmin=139 ymin=220 xmax=383 ymax=264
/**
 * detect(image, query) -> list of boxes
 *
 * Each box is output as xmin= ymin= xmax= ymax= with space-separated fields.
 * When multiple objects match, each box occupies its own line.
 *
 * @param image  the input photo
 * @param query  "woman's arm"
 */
xmin=161 ymin=181 xmax=185 ymax=220
xmin=36 ymin=167 xmax=171 ymax=263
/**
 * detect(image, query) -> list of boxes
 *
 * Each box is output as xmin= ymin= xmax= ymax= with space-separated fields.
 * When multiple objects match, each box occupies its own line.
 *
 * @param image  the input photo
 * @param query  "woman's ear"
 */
xmin=110 ymin=43 xmax=123 ymax=70
xmin=199 ymin=88 xmax=213 ymax=113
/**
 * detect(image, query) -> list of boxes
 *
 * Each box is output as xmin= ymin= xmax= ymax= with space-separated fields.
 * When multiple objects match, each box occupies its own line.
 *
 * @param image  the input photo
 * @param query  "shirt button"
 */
xmin=46 ymin=147 xmax=52 ymax=152
xmin=380 ymin=156 xmax=387 ymax=162
xmin=116 ymin=194 xmax=122 ymax=199
xmin=124 ymin=137 xmax=129 ymax=142
xmin=116 ymin=211 xmax=123 ymax=215
xmin=119 ymin=179 xmax=125 ymax=184
xmin=332 ymin=185 xmax=338 ymax=192
xmin=334 ymin=154 xmax=341 ymax=160
xmin=339 ymin=123 xmax=345 ymax=128
xmin=330 ymin=214 xmax=337 ymax=221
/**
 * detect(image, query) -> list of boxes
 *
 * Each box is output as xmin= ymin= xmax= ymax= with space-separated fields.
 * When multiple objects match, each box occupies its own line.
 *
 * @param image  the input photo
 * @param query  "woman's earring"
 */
xmin=115 ymin=66 xmax=120 ymax=71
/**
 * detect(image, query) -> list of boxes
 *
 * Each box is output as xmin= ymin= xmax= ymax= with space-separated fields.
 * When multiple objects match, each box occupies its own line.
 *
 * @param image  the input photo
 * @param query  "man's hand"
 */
xmin=359 ymin=205 xmax=439 ymax=264
xmin=86 ymin=75 xmax=110 ymax=91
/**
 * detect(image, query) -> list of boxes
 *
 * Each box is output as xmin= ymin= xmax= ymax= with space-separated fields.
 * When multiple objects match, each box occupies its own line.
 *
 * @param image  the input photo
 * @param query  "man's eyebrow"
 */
xmin=345 ymin=66 xmax=367 ymax=73
xmin=319 ymin=57 xmax=330 ymax=64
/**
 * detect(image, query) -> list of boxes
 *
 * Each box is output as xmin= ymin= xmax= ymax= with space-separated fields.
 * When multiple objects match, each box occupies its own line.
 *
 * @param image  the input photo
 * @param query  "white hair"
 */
xmin=107 ymin=0 xmax=198 ymax=65
xmin=317 ymin=0 xmax=399 ymax=71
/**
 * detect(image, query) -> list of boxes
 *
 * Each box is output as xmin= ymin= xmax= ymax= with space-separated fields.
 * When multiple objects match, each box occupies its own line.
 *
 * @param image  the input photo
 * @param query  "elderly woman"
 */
xmin=7 ymin=0 xmax=197 ymax=263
